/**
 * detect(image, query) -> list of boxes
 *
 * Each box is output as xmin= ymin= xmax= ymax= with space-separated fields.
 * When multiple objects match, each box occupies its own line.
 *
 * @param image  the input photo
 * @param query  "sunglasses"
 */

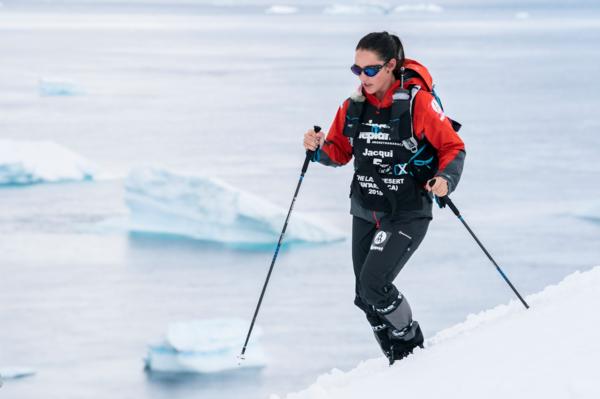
xmin=350 ymin=62 xmax=388 ymax=77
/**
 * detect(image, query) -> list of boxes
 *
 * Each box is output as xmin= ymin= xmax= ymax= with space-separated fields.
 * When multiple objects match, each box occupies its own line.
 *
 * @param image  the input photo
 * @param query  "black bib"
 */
xmin=343 ymin=88 xmax=438 ymax=214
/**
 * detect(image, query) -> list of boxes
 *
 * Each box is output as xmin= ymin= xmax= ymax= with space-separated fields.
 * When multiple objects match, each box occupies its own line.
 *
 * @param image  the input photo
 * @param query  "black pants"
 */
xmin=352 ymin=216 xmax=430 ymax=313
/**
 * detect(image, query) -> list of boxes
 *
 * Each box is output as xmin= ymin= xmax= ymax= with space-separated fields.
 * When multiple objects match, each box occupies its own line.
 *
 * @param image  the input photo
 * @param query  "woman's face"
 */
xmin=354 ymin=49 xmax=396 ymax=95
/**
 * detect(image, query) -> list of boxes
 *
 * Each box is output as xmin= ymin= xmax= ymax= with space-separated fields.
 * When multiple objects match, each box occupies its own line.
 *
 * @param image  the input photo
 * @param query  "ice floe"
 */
xmin=0 ymin=139 xmax=96 ymax=186
xmin=393 ymin=4 xmax=443 ymax=13
xmin=125 ymin=167 xmax=345 ymax=248
xmin=574 ymin=203 xmax=600 ymax=224
xmin=38 ymin=78 xmax=83 ymax=96
xmin=0 ymin=367 xmax=36 ymax=380
xmin=323 ymin=3 xmax=390 ymax=15
xmin=265 ymin=5 xmax=298 ymax=14
xmin=145 ymin=319 xmax=266 ymax=374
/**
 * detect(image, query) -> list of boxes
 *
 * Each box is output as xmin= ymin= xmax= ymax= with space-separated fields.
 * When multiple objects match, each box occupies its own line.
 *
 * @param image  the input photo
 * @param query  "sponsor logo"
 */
xmin=370 ymin=230 xmax=391 ymax=251
xmin=431 ymin=99 xmax=446 ymax=121
xmin=377 ymin=164 xmax=392 ymax=174
xmin=393 ymin=163 xmax=408 ymax=176
xmin=362 ymin=148 xmax=393 ymax=158
xmin=364 ymin=121 xmax=390 ymax=133
xmin=374 ymin=231 xmax=387 ymax=244
xmin=358 ymin=131 xmax=390 ymax=143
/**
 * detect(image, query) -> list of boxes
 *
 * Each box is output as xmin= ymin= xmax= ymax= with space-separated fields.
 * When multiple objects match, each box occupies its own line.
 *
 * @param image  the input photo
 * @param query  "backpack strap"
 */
xmin=390 ymin=85 xmax=421 ymax=153
xmin=343 ymin=93 xmax=366 ymax=139
xmin=389 ymin=89 xmax=412 ymax=143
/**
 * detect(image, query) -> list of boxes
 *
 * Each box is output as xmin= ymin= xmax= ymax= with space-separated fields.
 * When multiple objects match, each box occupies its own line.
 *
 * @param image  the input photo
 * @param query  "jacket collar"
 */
xmin=363 ymin=79 xmax=402 ymax=108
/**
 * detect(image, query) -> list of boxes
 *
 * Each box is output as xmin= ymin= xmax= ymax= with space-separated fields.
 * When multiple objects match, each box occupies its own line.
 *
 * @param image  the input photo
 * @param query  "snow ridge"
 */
xmin=274 ymin=266 xmax=600 ymax=399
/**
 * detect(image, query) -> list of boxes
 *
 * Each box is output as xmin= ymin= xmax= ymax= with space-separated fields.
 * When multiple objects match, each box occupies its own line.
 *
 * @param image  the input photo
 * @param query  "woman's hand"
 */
xmin=303 ymin=128 xmax=324 ymax=151
xmin=426 ymin=176 xmax=449 ymax=197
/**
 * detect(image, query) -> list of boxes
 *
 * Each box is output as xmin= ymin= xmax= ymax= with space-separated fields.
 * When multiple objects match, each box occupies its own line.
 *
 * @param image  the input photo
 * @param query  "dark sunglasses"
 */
xmin=350 ymin=62 xmax=387 ymax=77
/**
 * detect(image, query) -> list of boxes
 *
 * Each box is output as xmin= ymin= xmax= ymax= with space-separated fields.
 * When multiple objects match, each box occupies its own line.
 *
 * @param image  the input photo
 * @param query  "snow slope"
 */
xmin=274 ymin=266 xmax=600 ymax=399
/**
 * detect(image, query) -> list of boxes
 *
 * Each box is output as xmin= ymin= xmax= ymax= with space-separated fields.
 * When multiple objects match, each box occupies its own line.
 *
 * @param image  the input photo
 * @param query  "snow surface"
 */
xmin=145 ymin=319 xmax=266 ymax=374
xmin=0 ymin=140 xmax=96 ymax=186
xmin=274 ymin=266 xmax=600 ymax=399
xmin=125 ymin=167 xmax=346 ymax=248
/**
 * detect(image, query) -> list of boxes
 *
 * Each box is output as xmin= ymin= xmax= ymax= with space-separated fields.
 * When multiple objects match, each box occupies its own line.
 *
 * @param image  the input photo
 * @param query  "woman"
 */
xmin=303 ymin=32 xmax=465 ymax=364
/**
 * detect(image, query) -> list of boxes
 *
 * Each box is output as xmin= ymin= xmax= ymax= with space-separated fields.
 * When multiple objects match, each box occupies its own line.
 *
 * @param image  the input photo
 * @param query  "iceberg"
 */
xmin=515 ymin=11 xmax=531 ymax=20
xmin=0 ymin=139 xmax=96 ymax=186
xmin=38 ymin=78 xmax=83 ymax=96
xmin=323 ymin=4 xmax=390 ymax=15
xmin=0 ymin=367 xmax=36 ymax=380
xmin=125 ymin=167 xmax=345 ymax=248
xmin=265 ymin=5 xmax=299 ymax=15
xmin=145 ymin=319 xmax=266 ymax=374
xmin=393 ymin=4 xmax=443 ymax=14
xmin=574 ymin=203 xmax=600 ymax=224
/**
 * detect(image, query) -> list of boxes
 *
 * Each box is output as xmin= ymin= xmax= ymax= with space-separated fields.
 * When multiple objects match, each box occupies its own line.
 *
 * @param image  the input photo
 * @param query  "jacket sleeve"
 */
xmin=413 ymin=91 xmax=466 ymax=194
xmin=313 ymin=99 xmax=353 ymax=167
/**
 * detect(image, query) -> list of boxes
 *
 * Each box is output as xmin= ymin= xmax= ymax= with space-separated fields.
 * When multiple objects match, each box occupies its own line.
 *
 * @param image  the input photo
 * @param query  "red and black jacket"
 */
xmin=315 ymin=59 xmax=465 ymax=218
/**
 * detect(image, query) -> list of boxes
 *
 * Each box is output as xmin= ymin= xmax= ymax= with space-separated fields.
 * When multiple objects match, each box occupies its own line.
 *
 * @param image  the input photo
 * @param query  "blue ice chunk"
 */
xmin=393 ymin=4 xmax=444 ymax=13
xmin=144 ymin=319 xmax=266 ymax=374
xmin=125 ymin=167 xmax=346 ymax=247
xmin=38 ymin=78 xmax=83 ymax=96
xmin=575 ymin=203 xmax=600 ymax=224
xmin=0 ymin=139 xmax=96 ymax=186
xmin=323 ymin=4 xmax=390 ymax=15
xmin=265 ymin=5 xmax=298 ymax=14
xmin=0 ymin=367 xmax=36 ymax=380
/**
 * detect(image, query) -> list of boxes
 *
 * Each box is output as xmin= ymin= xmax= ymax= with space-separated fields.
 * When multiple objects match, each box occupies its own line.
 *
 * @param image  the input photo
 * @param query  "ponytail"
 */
xmin=388 ymin=34 xmax=405 ymax=79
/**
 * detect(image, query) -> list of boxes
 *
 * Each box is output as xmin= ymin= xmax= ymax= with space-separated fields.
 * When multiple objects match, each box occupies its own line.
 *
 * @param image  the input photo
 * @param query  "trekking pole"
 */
xmin=239 ymin=126 xmax=322 ymax=362
xmin=430 ymin=179 xmax=530 ymax=309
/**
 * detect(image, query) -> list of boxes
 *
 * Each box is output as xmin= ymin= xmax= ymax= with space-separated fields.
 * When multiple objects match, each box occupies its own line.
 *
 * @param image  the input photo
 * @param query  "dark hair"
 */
xmin=356 ymin=31 xmax=405 ymax=79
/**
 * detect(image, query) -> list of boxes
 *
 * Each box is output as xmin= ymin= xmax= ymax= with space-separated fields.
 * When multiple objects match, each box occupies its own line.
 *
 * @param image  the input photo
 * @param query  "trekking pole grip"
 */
xmin=302 ymin=125 xmax=321 ymax=174
xmin=428 ymin=178 xmax=459 ymax=216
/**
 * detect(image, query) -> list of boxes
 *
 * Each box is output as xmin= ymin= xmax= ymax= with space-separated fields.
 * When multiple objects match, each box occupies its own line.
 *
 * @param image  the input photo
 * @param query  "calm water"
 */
xmin=1 ymin=3 xmax=599 ymax=398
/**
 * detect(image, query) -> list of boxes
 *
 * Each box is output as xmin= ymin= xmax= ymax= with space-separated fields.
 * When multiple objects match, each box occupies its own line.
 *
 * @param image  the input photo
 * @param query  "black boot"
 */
xmin=387 ymin=321 xmax=424 ymax=365
xmin=365 ymin=312 xmax=393 ymax=360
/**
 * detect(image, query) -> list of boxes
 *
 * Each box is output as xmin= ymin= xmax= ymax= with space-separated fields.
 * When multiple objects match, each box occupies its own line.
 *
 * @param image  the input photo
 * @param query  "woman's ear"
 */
xmin=386 ymin=58 xmax=397 ymax=73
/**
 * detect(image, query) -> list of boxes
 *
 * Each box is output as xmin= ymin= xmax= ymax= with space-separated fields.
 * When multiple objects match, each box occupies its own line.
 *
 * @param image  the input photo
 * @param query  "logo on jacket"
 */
xmin=431 ymin=99 xmax=446 ymax=122
xmin=359 ymin=131 xmax=390 ymax=143
xmin=365 ymin=121 xmax=390 ymax=133
xmin=370 ymin=230 xmax=391 ymax=251
xmin=359 ymin=121 xmax=391 ymax=143
xmin=393 ymin=163 xmax=408 ymax=176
